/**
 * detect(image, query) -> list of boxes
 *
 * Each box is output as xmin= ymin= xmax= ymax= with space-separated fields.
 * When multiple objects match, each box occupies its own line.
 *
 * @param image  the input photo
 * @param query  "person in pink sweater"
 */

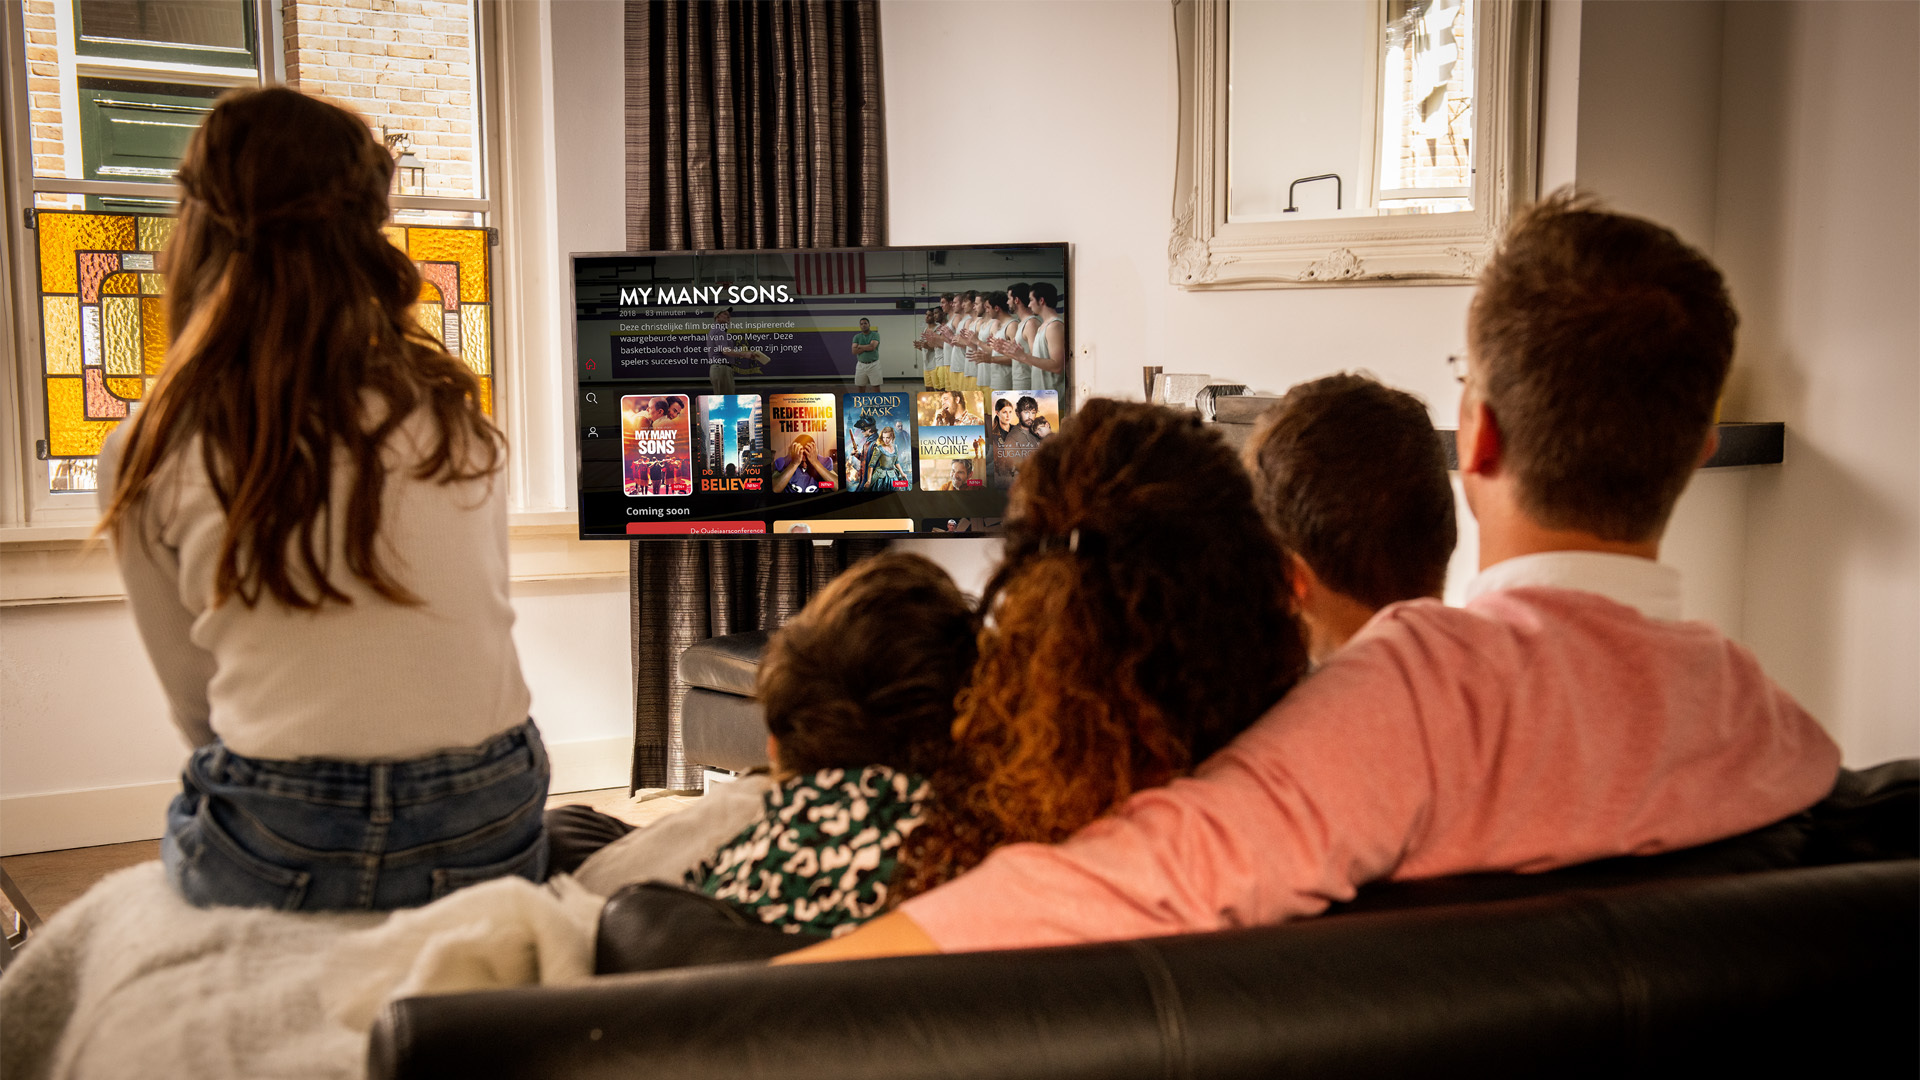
xmin=785 ymin=190 xmax=1842 ymax=961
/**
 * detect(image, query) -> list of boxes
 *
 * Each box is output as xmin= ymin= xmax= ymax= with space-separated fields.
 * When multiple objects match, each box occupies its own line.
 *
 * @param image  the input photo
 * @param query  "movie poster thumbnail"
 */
xmin=917 ymin=425 xmax=985 ymax=491
xmin=621 ymin=394 xmax=693 ymax=497
xmin=768 ymin=393 xmax=839 ymax=495
xmin=695 ymin=395 xmax=765 ymax=493
xmin=916 ymin=389 xmax=985 ymax=428
xmin=921 ymin=517 xmax=1004 ymax=535
xmin=988 ymin=390 xmax=1060 ymax=488
xmin=842 ymin=393 xmax=914 ymax=493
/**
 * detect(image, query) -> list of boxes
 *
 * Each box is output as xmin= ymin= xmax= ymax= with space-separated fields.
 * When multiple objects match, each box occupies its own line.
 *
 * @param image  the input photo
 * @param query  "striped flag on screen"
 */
xmin=794 ymin=252 xmax=866 ymax=295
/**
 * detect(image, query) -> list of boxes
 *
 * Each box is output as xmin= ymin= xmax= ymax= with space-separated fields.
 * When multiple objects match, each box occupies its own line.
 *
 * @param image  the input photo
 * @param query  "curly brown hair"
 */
xmin=897 ymin=399 xmax=1306 ymax=897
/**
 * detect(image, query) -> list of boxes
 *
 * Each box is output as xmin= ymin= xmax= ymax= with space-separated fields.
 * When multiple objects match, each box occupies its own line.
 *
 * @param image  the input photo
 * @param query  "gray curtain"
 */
xmin=625 ymin=0 xmax=887 ymax=792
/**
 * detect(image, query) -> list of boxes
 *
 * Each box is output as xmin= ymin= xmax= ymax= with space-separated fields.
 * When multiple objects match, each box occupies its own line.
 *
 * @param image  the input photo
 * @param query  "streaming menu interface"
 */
xmin=572 ymin=246 xmax=1068 ymax=540
xmin=576 ymin=387 xmax=1027 ymax=538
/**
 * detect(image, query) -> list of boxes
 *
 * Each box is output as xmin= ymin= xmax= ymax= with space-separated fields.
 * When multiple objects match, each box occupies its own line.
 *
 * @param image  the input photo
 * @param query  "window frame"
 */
xmin=0 ymin=0 xmax=504 ymax=531
xmin=71 ymin=0 xmax=260 ymax=70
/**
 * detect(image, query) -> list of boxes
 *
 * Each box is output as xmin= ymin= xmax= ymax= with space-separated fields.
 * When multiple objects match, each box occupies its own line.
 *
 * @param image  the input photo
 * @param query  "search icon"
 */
xmin=585 ymin=392 xmax=599 ymax=404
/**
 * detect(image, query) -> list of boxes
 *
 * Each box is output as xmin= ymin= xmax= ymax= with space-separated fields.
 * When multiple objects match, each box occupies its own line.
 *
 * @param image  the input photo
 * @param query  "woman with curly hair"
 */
xmin=893 ymin=398 xmax=1308 ymax=899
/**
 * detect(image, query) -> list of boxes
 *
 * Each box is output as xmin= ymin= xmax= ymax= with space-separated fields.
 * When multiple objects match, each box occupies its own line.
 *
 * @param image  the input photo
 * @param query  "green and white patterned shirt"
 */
xmin=688 ymin=764 xmax=930 ymax=937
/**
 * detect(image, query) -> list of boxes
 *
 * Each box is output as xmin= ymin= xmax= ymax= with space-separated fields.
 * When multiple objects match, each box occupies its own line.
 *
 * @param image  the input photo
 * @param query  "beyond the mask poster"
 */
xmin=843 ymin=393 xmax=913 ymax=492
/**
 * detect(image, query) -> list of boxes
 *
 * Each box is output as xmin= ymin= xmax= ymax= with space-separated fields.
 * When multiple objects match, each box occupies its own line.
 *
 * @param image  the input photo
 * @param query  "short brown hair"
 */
xmin=1469 ymin=189 xmax=1736 ymax=541
xmin=756 ymin=552 xmax=978 ymax=777
xmin=1249 ymin=373 xmax=1455 ymax=609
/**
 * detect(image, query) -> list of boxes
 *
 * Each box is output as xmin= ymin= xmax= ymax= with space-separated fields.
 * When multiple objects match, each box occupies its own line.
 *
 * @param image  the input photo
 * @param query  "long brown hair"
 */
xmin=898 ymin=399 xmax=1307 ymax=896
xmin=99 ymin=87 xmax=502 ymax=608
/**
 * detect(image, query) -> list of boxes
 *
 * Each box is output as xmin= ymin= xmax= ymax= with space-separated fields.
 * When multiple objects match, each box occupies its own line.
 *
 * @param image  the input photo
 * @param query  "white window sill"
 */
xmin=0 ymin=511 xmax=626 ymax=607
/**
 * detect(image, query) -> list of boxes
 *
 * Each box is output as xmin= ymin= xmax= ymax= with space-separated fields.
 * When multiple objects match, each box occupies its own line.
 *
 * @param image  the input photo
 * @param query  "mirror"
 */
xmin=1172 ymin=0 xmax=1539 ymax=287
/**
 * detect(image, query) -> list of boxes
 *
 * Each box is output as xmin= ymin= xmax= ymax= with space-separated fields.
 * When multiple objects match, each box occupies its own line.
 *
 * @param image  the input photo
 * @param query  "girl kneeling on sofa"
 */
xmin=99 ymin=87 xmax=545 ymax=911
xmin=574 ymin=552 xmax=979 ymax=937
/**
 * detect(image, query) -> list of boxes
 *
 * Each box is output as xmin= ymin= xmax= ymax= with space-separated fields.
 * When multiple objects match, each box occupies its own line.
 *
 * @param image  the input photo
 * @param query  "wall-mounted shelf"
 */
xmin=1435 ymin=422 xmax=1785 ymax=470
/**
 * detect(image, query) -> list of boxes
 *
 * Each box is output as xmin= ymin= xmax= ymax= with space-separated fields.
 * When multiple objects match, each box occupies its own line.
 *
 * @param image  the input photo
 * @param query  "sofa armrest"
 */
xmin=595 ymin=882 xmax=822 ymax=974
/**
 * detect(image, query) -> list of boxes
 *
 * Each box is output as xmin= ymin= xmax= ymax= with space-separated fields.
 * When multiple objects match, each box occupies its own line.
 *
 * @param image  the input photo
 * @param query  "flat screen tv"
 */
xmin=571 ymin=244 xmax=1070 ymax=540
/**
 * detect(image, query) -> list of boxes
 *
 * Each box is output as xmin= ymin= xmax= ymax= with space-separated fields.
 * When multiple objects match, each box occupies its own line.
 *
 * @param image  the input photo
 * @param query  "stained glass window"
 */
xmin=34 ymin=212 xmax=496 ymax=494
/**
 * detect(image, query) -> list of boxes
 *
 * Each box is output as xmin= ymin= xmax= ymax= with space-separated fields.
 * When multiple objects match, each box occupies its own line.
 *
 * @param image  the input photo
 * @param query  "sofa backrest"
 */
xmin=369 ymin=859 xmax=1918 ymax=1080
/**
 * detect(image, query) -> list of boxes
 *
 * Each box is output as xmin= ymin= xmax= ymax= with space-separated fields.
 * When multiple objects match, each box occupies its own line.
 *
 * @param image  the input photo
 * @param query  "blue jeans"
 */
xmin=162 ymin=721 xmax=550 ymax=912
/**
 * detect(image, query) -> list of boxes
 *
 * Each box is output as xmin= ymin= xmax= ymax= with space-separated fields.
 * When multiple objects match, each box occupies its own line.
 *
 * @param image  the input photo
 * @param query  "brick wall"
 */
xmin=1394 ymin=3 xmax=1474 ymax=192
xmin=282 ymin=0 xmax=479 ymax=200
xmin=24 ymin=0 xmax=64 ymax=179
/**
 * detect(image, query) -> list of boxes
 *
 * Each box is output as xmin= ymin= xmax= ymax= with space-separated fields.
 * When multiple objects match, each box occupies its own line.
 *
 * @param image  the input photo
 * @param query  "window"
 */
xmin=3 ymin=0 xmax=498 ymax=518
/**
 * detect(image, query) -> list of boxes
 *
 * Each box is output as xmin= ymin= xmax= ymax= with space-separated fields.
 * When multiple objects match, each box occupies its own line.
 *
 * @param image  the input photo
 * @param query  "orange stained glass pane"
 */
xmin=37 ymin=212 xmax=137 ymax=294
xmin=108 ymin=376 xmax=144 ymax=400
xmin=477 ymin=377 xmax=492 ymax=416
xmin=101 ymin=271 xmax=139 ymax=295
xmin=46 ymin=378 xmax=118 ymax=457
xmin=459 ymin=304 xmax=490 ymax=377
xmin=406 ymin=228 xmax=488 ymax=303
xmin=103 ymin=297 xmax=143 ymax=375
xmin=43 ymin=297 xmax=81 ymax=375
xmin=142 ymin=298 xmax=169 ymax=375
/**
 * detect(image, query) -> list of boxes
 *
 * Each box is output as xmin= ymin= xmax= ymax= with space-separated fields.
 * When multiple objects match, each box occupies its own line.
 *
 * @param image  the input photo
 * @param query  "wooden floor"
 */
xmin=0 ymin=787 xmax=696 ymax=924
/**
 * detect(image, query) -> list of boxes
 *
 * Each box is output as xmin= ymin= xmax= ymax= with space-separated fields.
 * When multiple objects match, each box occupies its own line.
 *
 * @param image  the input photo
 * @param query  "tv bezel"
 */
xmin=566 ymin=242 xmax=1073 ymax=542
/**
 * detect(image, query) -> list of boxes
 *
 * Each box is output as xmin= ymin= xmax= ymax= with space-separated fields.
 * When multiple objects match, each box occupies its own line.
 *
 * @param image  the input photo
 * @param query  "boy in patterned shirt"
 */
xmin=687 ymin=552 xmax=979 ymax=936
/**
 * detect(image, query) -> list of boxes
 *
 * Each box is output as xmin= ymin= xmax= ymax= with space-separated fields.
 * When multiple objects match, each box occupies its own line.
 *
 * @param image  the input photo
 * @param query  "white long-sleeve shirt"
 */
xmin=99 ymin=415 xmax=532 ymax=761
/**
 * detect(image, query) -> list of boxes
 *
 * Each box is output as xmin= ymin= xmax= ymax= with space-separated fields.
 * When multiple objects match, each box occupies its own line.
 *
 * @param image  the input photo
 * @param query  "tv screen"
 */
xmin=572 ymin=244 xmax=1070 ymax=540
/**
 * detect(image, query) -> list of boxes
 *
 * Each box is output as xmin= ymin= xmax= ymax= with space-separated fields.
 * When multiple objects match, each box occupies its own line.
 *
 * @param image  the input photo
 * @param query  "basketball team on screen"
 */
xmin=108 ymin=87 xmax=1838 ymax=978
xmin=916 ymin=282 xmax=1069 ymax=395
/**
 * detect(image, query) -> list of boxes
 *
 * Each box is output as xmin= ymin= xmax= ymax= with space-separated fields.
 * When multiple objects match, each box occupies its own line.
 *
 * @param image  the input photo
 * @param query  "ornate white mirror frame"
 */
xmin=1169 ymin=0 xmax=1542 ymax=289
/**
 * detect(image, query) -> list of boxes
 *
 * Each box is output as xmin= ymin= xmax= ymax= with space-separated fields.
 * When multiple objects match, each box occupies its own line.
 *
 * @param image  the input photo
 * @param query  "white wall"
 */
xmin=1228 ymin=0 xmax=1376 ymax=220
xmin=1714 ymin=1 xmax=1919 ymax=765
xmin=883 ymin=0 xmax=1918 ymax=765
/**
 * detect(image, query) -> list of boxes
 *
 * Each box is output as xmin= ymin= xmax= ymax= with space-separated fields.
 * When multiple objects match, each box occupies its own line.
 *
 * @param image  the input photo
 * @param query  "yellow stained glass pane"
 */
xmin=38 ymin=213 xmax=137 ymax=294
xmin=382 ymin=225 xmax=406 ymax=250
xmin=46 ymin=377 xmax=118 ymax=457
xmin=103 ymin=297 xmax=142 ymax=375
xmin=108 ymin=376 xmax=143 ymax=399
xmin=140 ymin=272 xmax=166 ymax=295
xmin=411 ymin=302 xmax=440 ymax=340
xmin=143 ymin=298 xmax=168 ymax=376
xmin=459 ymin=304 xmax=490 ymax=377
xmin=43 ymin=297 xmax=81 ymax=375
xmin=406 ymin=228 xmax=488 ymax=303
xmin=137 ymin=216 xmax=177 ymax=253
xmin=102 ymin=271 xmax=139 ymax=295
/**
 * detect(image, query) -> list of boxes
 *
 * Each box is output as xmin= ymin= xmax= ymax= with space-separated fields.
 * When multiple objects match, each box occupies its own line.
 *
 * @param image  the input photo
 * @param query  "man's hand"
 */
xmin=773 ymin=911 xmax=941 ymax=964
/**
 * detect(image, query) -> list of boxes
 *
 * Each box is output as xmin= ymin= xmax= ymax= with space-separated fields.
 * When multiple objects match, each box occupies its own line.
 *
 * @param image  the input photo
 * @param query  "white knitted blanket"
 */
xmin=0 ymin=862 xmax=600 ymax=1080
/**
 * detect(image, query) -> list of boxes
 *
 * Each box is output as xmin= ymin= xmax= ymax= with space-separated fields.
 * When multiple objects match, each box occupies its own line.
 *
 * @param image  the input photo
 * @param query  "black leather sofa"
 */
xmin=370 ymin=763 xmax=1917 ymax=1079
xmin=680 ymin=630 xmax=773 ymax=776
